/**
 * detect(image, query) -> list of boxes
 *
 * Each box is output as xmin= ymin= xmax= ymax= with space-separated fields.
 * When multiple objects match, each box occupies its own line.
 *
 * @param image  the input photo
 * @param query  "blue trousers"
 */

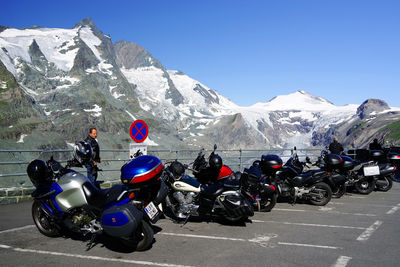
xmin=85 ymin=164 xmax=97 ymax=183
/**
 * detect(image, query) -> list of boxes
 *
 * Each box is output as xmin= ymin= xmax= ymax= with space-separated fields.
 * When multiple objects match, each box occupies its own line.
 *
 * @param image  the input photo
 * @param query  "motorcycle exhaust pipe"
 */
xmin=376 ymin=179 xmax=389 ymax=186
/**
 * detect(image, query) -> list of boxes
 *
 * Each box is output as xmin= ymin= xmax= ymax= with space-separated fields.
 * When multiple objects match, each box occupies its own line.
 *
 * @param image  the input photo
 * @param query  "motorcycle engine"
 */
xmin=72 ymin=211 xmax=93 ymax=227
xmin=173 ymin=191 xmax=198 ymax=217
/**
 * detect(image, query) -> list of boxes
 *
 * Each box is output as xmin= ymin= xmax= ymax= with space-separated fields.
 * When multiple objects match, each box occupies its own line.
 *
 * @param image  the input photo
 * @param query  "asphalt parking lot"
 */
xmin=1 ymin=183 xmax=399 ymax=267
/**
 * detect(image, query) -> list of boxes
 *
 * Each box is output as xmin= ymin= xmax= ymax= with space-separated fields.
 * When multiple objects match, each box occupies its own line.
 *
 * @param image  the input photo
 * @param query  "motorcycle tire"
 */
xmin=223 ymin=215 xmax=248 ymax=224
xmin=354 ymin=179 xmax=376 ymax=194
xmin=376 ymin=176 xmax=393 ymax=192
xmin=308 ymin=182 xmax=332 ymax=206
xmin=259 ymin=193 xmax=278 ymax=212
xmin=332 ymin=184 xmax=346 ymax=198
xmin=120 ymin=221 xmax=154 ymax=251
xmin=31 ymin=200 xmax=60 ymax=237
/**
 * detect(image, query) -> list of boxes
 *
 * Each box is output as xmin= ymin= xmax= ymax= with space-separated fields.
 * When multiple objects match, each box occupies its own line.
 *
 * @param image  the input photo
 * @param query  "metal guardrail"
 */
xmin=0 ymin=148 xmax=324 ymax=178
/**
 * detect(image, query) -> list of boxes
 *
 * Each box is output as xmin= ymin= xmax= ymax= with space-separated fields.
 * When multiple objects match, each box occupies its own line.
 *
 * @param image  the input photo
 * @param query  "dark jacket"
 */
xmin=85 ymin=135 xmax=100 ymax=162
xmin=369 ymin=141 xmax=383 ymax=151
xmin=329 ymin=141 xmax=344 ymax=155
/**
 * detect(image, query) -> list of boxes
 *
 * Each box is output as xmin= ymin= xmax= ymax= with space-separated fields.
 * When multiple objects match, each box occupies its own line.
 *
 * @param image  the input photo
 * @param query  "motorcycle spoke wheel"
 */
xmin=31 ymin=201 xmax=60 ymax=237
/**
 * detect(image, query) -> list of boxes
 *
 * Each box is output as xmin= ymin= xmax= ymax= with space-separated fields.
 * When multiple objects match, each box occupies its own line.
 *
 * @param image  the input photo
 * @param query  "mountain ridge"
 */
xmin=1 ymin=18 xmax=399 ymax=151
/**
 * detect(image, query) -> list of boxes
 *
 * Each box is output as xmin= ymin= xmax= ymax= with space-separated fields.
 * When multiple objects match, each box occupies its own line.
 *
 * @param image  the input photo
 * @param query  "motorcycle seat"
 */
xmin=83 ymin=182 xmax=128 ymax=209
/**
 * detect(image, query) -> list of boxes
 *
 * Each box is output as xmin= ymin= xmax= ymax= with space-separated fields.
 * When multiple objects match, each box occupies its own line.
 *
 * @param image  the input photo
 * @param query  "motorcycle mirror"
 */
xmin=214 ymin=144 xmax=217 ymax=151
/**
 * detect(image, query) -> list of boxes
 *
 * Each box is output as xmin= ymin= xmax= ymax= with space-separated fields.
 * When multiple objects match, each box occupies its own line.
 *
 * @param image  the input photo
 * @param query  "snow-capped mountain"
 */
xmin=1 ymin=18 xmax=399 ymax=151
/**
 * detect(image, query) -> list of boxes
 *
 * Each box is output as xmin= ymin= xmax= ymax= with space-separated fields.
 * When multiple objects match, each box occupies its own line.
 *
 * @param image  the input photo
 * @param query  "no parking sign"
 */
xmin=129 ymin=120 xmax=149 ymax=159
xmin=130 ymin=120 xmax=148 ymax=143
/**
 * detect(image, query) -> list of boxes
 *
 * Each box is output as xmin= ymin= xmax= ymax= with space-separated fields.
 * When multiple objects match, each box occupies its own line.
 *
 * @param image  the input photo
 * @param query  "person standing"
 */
xmin=84 ymin=127 xmax=101 ymax=183
xmin=329 ymin=137 xmax=344 ymax=155
xmin=369 ymin=138 xmax=383 ymax=150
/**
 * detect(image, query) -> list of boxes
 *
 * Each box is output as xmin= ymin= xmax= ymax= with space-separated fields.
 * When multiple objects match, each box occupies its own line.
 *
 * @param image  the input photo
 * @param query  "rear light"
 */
xmin=270 ymin=185 xmax=276 ymax=191
xmin=272 ymin=164 xmax=283 ymax=169
xmin=128 ymin=192 xmax=135 ymax=199
xmin=394 ymin=166 xmax=397 ymax=171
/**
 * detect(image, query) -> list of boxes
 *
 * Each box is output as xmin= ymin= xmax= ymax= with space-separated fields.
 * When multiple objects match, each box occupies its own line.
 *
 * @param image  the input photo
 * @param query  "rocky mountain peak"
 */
xmin=114 ymin=40 xmax=163 ymax=69
xmin=357 ymin=99 xmax=389 ymax=119
xmin=73 ymin=18 xmax=96 ymax=29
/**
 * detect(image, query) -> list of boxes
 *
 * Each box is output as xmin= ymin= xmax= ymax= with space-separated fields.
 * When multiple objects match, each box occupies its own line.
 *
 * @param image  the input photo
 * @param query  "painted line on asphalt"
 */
xmin=252 ymin=220 xmax=366 ymax=230
xmin=0 ymin=225 xmax=35 ymax=234
xmin=274 ymin=208 xmax=307 ymax=212
xmin=274 ymin=208 xmax=376 ymax=217
xmin=348 ymin=196 xmax=366 ymax=199
xmin=386 ymin=203 xmax=400 ymax=215
xmin=356 ymin=220 xmax=383 ymax=241
xmin=0 ymin=244 xmax=193 ymax=267
xmin=160 ymin=232 xmax=247 ymax=242
xmin=160 ymin=232 xmax=341 ymax=250
xmin=277 ymin=242 xmax=340 ymax=250
xmin=331 ymin=256 xmax=352 ymax=267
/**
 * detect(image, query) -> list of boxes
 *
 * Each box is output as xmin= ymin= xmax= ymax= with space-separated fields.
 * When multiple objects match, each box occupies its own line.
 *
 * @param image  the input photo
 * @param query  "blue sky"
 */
xmin=2 ymin=0 xmax=399 ymax=107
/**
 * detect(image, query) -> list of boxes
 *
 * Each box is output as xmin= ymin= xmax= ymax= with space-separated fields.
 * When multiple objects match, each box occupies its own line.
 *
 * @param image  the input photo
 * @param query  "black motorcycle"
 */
xmin=275 ymin=152 xmax=332 ymax=206
xmin=161 ymin=161 xmax=254 ymax=224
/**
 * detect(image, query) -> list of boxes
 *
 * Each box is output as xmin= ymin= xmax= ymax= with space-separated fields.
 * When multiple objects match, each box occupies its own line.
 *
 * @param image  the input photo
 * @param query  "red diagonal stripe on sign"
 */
xmin=133 ymin=124 xmax=145 ymax=139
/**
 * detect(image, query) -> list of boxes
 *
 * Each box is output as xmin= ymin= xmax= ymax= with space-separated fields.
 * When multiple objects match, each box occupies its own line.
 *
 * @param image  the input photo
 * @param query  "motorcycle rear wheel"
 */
xmin=259 ymin=193 xmax=278 ymax=212
xmin=31 ymin=201 xmax=60 ymax=237
xmin=332 ymin=184 xmax=346 ymax=198
xmin=354 ymin=179 xmax=375 ymax=194
xmin=376 ymin=176 xmax=393 ymax=192
xmin=120 ymin=221 xmax=154 ymax=251
xmin=308 ymin=182 xmax=332 ymax=206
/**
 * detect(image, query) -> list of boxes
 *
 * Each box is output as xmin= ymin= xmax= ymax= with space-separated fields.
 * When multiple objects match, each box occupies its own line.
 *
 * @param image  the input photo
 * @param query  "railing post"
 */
xmin=239 ymin=148 xmax=242 ymax=172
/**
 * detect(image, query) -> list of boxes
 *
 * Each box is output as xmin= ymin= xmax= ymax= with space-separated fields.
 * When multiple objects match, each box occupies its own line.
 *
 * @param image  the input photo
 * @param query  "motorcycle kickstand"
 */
xmin=181 ymin=215 xmax=191 ymax=227
xmin=86 ymin=234 xmax=97 ymax=251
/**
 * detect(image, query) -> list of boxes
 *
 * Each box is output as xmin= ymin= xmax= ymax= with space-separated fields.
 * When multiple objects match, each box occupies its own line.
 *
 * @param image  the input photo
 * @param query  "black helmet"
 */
xmin=252 ymin=160 xmax=261 ymax=168
xmin=27 ymin=159 xmax=52 ymax=186
xmin=209 ymin=154 xmax=222 ymax=170
xmin=73 ymin=141 xmax=93 ymax=164
xmin=168 ymin=161 xmax=185 ymax=179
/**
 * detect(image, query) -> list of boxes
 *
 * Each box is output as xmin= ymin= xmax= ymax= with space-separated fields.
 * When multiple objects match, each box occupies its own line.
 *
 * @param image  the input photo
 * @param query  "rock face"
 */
xmin=1 ymin=18 xmax=399 ymax=151
xmin=357 ymin=99 xmax=390 ymax=119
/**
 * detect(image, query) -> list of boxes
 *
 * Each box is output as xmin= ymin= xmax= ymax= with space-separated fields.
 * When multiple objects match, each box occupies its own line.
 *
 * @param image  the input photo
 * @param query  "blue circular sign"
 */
xmin=130 ymin=120 xmax=149 ymax=143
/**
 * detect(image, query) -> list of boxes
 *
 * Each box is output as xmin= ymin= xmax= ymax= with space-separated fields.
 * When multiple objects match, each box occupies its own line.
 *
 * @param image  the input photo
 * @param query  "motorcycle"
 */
xmin=238 ymin=163 xmax=278 ymax=212
xmin=161 ymin=161 xmax=254 ymax=224
xmin=193 ymin=145 xmax=277 ymax=212
xmin=120 ymin=154 xmax=168 ymax=222
xmin=275 ymin=151 xmax=332 ymax=206
xmin=28 ymin=157 xmax=154 ymax=251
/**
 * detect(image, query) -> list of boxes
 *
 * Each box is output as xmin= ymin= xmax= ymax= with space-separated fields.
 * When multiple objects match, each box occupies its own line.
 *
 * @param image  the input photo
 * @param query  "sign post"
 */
xmin=129 ymin=120 xmax=149 ymax=159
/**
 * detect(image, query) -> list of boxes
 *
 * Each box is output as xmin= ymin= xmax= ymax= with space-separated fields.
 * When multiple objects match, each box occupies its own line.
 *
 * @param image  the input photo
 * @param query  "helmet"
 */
xmin=209 ymin=154 xmax=222 ymax=170
xmin=252 ymin=160 xmax=261 ymax=168
xmin=168 ymin=161 xmax=185 ymax=179
xmin=73 ymin=141 xmax=93 ymax=164
xmin=27 ymin=159 xmax=52 ymax=186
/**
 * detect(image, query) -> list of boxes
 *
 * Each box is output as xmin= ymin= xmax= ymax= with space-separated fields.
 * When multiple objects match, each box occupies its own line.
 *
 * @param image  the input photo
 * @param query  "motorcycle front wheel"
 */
xmin=120 ymin=221 xmax=154 ymax=251
xmin=308 ymin=182 xmax=332 ymax=206
xmin=32 ymin=200 xmax=60 ymax=237
xmin=259 ymin=193 xmax=278 ymax=212
xmin=354 ymin=179 xmax=376 ymax=194
xmin=375 ymin=176 xmax=393 ymax=192
xmin=332 ymin=184 xmax=346 ymax=198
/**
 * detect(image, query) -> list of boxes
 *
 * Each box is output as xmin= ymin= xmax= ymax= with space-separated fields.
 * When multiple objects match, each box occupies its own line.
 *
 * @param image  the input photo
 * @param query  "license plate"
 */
xmin=144 ymin=201 xmax=159 ymax=220
xmin=363 ymin=166 xmax=380 ymax=176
